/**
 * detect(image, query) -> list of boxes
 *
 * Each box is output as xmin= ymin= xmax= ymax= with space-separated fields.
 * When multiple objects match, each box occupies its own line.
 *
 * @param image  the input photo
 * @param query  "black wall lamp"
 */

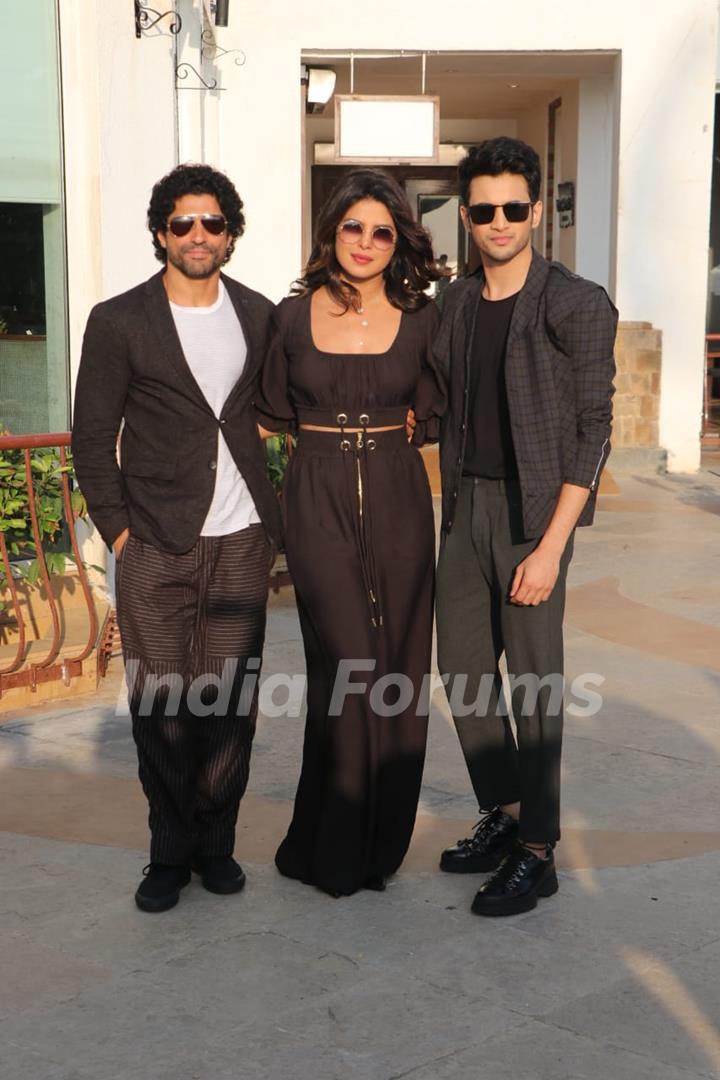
xmin=212 ymin=0 xmax=230 ymax=26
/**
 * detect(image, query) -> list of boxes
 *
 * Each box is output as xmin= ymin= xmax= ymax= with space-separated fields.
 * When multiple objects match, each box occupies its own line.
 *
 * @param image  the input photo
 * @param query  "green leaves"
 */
xmin=265 ymin=434 xmax=294 ymax=494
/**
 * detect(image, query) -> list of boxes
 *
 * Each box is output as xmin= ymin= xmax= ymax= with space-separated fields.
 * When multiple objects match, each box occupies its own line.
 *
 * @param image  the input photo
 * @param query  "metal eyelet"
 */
xmin=358 ymin=413 xmax=369 ymax=426
xmin=366 ymin=439 xmax=377 ymax=451
xmin=336 ymin=412 xmax=348 ymax=425
xmin=340 ymin=439 xmax=351 ymax=452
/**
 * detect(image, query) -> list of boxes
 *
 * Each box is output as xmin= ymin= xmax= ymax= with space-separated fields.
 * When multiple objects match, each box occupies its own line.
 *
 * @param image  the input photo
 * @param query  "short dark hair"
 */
xmin=458 ymin=137 xmax=541 ymax=205
xmin=293 ymin=168 xmax=444 ymax=313
xmin=147 ymin=163 xmax=245 ymax=264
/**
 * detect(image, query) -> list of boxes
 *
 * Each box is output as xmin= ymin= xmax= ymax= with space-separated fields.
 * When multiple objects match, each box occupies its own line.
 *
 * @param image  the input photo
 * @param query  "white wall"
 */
xmin=614 ymin=9 xmax=717 ymax=471
xmin=576 ymin=75 xmax=616 ymax=292
xmin=60 ymin=0 xmax=178 ymax=382
xmin=216 ymin=0 xmax=718 ymax=471
xmin=62 ymin=0 xmax=718 ymax=473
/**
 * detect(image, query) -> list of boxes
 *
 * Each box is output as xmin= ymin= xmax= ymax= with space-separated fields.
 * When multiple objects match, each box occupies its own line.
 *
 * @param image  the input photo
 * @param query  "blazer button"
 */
xmin=209 ymin=460 xmax=217 ymax=471
xmin=219 ymin=418 xmax=227 ymax=425
xmin=460 ymin=424 xmax=466 ymax=433
xmin=456 ymin=456 xmax=462 ymax=466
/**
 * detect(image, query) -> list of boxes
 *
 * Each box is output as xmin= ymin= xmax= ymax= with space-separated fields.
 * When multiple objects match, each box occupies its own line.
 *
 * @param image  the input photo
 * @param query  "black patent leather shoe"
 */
xmin=440 ymin=808 xmax=519 ymax=873
xmin=135 ymin=863 xmax=191 ymax=913
xmin=192 ymin=855 xmax=246 ymax=895
xmin=471 ymin=843 xmax=558 ymax=917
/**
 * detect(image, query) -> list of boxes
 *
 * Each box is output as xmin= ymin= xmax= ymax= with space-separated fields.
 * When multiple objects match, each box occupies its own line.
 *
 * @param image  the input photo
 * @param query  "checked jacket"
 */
xmin=434 ymin=249 xmax=618 ymax=539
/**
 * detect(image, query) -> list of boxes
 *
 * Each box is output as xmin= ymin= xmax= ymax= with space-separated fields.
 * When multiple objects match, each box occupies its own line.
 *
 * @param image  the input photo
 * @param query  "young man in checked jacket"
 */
xmin=434 ymin=137 xmax=617 ymax=917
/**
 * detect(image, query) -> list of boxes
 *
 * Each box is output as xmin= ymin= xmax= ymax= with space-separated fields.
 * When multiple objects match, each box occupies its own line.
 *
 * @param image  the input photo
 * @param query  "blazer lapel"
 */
xmin=221 ymin=274 xmax=265 ymax=411
xmin=505 ymin=248 xmax=551 ymax=357
xmin=141 ymin=271 xmax=214 ymax=413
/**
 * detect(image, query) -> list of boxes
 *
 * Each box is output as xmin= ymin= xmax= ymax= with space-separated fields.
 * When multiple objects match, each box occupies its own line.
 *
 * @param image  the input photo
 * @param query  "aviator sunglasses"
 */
xmin=467 ymin=201 xmax=534 ymax=226
xmin=167 ymin=213 xmax=228 ymax=237
xmin=337 ymin=219 xmax=397 ymax=252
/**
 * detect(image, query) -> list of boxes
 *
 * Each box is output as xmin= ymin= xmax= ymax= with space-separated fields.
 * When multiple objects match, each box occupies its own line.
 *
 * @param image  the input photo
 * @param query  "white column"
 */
xmin=576 ymin=75 xmax=615 ymax=293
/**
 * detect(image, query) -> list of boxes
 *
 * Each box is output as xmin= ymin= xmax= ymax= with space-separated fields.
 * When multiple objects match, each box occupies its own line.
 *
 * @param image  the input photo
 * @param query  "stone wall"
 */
xmin=612 ymin=322 xmax=662 ymax=448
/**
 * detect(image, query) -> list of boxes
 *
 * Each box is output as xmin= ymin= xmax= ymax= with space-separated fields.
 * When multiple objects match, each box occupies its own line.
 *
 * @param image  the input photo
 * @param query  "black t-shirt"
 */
xmin=463 ymin=292 xmax=519 ymax=480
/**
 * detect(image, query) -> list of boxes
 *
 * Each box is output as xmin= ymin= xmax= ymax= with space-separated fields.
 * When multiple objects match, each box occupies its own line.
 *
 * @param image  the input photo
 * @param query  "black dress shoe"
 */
xmin=192 ymin=855 xmax=246 ymax=895
xmin=135 ymin=863 xmax=191 ymax=913
xmin=471 ymin=843 xmax=558 ymax=917
xmin=440 ymin=808 xmax=519 ymax=873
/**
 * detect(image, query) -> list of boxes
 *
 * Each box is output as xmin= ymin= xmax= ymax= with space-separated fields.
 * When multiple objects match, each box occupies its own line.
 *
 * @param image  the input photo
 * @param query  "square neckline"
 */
xmin=306 ymin=292 xmax=405 ymax=358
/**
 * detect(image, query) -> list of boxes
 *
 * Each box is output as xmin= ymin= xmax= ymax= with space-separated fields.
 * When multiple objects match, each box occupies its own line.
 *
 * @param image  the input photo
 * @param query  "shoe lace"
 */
xmin=487 ymin=845 xmax=547 ymax=889
xmin=455 ymin=807 xmax=498 ymax=848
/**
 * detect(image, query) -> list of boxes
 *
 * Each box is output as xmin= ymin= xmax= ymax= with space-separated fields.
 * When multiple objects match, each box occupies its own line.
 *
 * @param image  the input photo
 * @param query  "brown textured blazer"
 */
xmin=435 ymin=250 xmax=617 ymax=539
xmin=71 ymin=270 xmax=282 ymax=554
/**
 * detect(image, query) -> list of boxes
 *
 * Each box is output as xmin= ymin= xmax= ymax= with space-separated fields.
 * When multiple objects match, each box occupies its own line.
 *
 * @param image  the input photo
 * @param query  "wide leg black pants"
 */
xmin=436 ymin=477 xmax=574 ymax=844
xmin=115 ymin=523 xmax=272 ymax=865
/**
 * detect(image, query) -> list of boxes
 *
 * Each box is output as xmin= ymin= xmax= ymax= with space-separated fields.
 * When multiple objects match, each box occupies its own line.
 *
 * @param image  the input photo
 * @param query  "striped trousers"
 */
xmin=115 ymin=523 xmax=272 ymax=865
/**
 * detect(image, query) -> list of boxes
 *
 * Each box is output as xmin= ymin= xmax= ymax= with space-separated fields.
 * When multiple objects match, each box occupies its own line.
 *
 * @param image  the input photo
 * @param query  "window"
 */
xmin=0 ymin=1 xmax=68 ymax=435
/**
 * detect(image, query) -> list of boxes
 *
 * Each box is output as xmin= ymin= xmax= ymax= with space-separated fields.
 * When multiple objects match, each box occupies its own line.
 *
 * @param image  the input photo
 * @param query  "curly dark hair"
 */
xmin=147 ymin=163 xmax=245 ymax=265
xmin=292 ymin=168 xmax=445 ymax=313
xmin=458 ymin=137 xmax=541 ymax=205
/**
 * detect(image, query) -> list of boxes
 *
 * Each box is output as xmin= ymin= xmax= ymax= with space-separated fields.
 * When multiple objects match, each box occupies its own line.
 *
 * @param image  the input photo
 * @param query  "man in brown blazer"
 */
xmin=435 ymin=138 xmax=617 ymax=917
xmin=72 ymin=164 xmax=281 ymax=913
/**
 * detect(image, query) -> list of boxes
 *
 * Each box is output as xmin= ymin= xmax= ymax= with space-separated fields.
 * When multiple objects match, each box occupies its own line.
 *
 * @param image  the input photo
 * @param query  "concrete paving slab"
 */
xmin=1 ymin=469 xmax=720 ymax=1080
xmin=543 ymin=940 xmax=720 ymax=1078
xmin=398 ymin=1018 xmax=715 ymax=1080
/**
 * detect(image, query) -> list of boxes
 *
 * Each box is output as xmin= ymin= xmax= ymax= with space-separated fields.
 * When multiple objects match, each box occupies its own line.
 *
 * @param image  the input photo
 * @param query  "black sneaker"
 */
xmin=440 ymin=808 xmax=519 ymax=873
xmin=471 ymin=842 xmax=558 ymax=917
xmin=135 ymin=863 xmax=191 ymax=913
xmin=192 ymin=855 xmax=246 ymax=895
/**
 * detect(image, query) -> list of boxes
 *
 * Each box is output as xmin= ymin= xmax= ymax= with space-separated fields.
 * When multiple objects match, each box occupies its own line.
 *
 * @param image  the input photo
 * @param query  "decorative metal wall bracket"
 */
xmin=175 ymin=30 xmax=245 ymax=90
xmin=176 ymin=63 xmax=218 ymax=91
xmin=134 ymin=0 xmax=182 ymax=38
xmin=201 ymin=29 xmax=245 ymax=68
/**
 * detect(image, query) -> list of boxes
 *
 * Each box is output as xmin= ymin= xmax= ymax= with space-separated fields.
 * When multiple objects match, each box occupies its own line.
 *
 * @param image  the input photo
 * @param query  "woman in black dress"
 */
xmin=256 ymin=169 xmax=446 ymax=896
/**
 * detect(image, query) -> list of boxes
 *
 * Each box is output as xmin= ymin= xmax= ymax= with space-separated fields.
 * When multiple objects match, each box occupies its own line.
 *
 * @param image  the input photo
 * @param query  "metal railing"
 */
xmin=0 ymin=432 xmax=101 ymax=696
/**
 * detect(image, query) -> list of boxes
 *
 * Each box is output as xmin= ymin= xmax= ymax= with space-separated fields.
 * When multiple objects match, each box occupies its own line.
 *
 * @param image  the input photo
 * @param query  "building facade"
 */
xmin=1 ymin=0 xmax=717 ymax=476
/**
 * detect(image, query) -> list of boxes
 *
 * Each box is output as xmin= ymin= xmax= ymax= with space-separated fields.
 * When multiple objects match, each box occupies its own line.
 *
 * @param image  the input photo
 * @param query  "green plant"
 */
xmin=0 ymin=431 xmax=88 ymax=610
xmin=0 ymin=316 xmax=8 ymax=335
xmin=264 ymin=434 xmax=294 ymax=494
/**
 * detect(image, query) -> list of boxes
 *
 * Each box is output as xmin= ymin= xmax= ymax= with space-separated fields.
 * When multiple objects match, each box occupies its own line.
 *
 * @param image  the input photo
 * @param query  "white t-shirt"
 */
xmin=169 ymin=281 xmax=260 ymax=535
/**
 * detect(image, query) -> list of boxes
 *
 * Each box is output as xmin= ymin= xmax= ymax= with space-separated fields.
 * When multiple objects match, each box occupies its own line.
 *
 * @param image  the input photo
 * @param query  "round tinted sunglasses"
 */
xmin=337 ymin=219 xmax=397 ymax=252
xmin=167 ymin=213 xmax=227 ymax=237
xmin=467 ymin=201 xmax=534 ymax=226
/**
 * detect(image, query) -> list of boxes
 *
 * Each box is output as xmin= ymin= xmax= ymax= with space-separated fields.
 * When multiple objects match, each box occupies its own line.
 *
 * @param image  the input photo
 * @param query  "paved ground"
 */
xmin=2 ymin=465 xmax=720 ymax=1080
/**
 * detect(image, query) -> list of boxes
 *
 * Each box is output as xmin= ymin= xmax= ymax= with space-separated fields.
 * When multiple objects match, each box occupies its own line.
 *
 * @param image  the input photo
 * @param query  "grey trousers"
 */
xmin=116 ymin=523 xmax=272 ymax=865
xmin=436 ymin=477 xmax=574 ymax=844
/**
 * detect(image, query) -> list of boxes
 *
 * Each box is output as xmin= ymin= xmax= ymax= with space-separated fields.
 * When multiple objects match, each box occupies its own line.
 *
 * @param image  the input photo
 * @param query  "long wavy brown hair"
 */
xmin=292 ymin=169 xmax=445 ymax=313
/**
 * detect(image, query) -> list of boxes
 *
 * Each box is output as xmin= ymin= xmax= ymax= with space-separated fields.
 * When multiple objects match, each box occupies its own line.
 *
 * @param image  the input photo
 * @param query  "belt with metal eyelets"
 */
xmin=297 ymin=408 xmax=409 ymax=629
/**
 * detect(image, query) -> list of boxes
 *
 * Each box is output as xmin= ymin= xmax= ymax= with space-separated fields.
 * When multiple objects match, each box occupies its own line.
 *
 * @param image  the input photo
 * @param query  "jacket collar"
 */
xmin=469 ymin=247 xmax=551 ymax=350
xmin=141 ymin=270 xmax=261 ymax=412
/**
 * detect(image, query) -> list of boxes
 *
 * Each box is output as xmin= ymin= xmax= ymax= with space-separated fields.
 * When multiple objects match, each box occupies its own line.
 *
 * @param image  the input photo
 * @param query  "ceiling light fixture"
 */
xmin=302 ymin=66 xmax=337 ymax=114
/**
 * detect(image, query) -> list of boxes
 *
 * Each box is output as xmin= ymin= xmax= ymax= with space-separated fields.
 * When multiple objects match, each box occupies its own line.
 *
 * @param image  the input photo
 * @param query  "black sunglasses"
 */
xmin=167 ymin=213 xmax=227 ymax=237
xmin=467 ymin=201 xmax=533 ymax=226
